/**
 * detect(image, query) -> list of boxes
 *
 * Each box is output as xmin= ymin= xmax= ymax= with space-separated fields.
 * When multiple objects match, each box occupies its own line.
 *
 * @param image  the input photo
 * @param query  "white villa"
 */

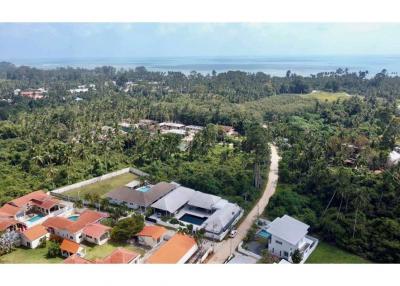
xmin=150 ymin=185 xmax=243 ymax=241
xmin=262 ymin=215 xmax=318 ymax=263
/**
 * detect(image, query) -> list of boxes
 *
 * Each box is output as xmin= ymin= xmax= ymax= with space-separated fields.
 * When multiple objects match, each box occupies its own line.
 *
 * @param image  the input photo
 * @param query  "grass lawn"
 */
xmin=0 ymin=244 xmax=63 ymax=264
xmin=306 ymin=241 xmax=370 ymax=264
xmin=303 ymin=91 xmax=351 ymax=102
xmin=83 ymin=241 xmax=146 ymax=261
xmin=63 ymin=172 xmax=138 ymax=199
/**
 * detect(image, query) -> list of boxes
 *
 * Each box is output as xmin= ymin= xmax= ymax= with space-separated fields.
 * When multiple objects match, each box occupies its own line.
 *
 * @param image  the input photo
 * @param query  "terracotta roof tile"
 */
xmin=0 ymin=204 xmax=20 ymax=217
xmin=21 ymin=224 xmax=48 ymax=241
xmin=64 ymin=254 xmax=93 ymax=264
xmin=137 ymin=225 xmax=167 ymax=240
xmin=82 ymin=223 xmax=111 ymax=239
xmin=146 ymin=234 xmax=197 ymax=264
xmin=0 ymin=217 xmax=20 ymax=231
xmin=98 ymin=248 xmax=139 ymax=264
xmin=42 ymin=216 xmax=74 ymax=230
xmin=60 ymin=239 xmax=81 ymax=254
xmin=10 ymin=190 xmax=48 ymax=208
xmin=66 ymin=210 xmax=108 ymax=233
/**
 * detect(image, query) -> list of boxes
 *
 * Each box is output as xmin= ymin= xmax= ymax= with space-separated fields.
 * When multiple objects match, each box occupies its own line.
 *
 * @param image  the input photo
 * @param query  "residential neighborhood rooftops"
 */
xmin=60 ymin=239 xmax=81 ymax=254
xmin=21 ymin=224 xmax=48 ymax=241
xmin=188 ymin=191 xmax=221 ymax=210
xmin=137 ymin=225 xmax=167 ymax=240
xmin=151 ymin=186 xmax=195 ymax=214
xmin=43 ymin=210 xmax=108 ymax=234
xmin=146 ymin=234 xmax=197 ymax=264
xmin=107 ymin=182 xmax=177 ymax=207
xmin=267 ymin=215 xmax=310 ymax=245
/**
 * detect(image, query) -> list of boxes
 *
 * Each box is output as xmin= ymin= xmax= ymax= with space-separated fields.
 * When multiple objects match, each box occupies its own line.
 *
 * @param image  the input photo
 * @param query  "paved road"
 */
xmin=207 ymin=144 xmax=280 ymax=264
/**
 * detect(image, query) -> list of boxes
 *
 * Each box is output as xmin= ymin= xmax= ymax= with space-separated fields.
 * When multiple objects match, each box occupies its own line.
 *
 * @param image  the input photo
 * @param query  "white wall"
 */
xmin=268 ymin=235 xmax=296 ymax=261
xmin=21 ymin=233 xmax=50 ymax=249
xmin=177 ymin=244 xmax=198 ymax=264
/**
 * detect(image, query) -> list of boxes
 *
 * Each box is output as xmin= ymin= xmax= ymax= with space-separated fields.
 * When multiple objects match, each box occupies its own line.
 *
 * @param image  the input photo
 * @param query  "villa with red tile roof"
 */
xmin=136 ymin=225 xmax=167 ymax=248
xmin=43 ymin=209 xmax=110 ymax=245
xmin=0 ymin=190 xmax=72 ymax=229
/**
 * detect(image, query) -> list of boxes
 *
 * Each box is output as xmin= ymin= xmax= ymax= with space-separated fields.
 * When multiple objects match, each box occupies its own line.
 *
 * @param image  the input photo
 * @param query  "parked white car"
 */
xmin=229 ymin=229 xmax=237 ymax=238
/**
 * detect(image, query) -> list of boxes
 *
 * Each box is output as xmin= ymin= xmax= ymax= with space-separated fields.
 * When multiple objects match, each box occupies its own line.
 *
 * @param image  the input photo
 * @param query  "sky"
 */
xmin=1 ymin=23 xmax=400 ymax=59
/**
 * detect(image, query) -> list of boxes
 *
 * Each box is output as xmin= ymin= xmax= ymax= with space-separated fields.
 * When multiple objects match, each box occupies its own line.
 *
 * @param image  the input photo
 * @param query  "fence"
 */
xmin=237 ymin=241 xmax=262 ymax=260
xmin=51 ymin=167 xmax=149 ymax=195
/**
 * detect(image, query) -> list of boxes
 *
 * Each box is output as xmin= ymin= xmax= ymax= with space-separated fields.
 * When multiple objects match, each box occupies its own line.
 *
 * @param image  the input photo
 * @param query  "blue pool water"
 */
xmin=137 ymin=186 xmax=151 ymax=193
xmin=27 ymin=214 xmax=45 ymax=223
xmin=257 ymin=229 xmax=271 ymax=239
xmin=179 ymin=214 xmax=207 ymax=226
xmin=68 ymin=215 xmax=80 ymax=221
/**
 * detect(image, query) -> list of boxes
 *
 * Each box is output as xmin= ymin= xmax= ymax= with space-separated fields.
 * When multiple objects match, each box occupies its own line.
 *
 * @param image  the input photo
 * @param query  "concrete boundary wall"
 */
xmin=51 ymin=167 xmax=149 ymax=195
xmin=237 ymin=241 xmax=262 ymax=260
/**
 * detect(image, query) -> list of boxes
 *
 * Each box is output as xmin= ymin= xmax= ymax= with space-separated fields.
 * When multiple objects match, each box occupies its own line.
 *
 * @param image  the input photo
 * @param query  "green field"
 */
xmin=303 ymin=91 xmax=352 ymax=102
xmin=83 ymin=241 xmax=145 ymax=261
xmin=0 ymin=244 xmax=63 ymax=264
xmin=306 ymin=242 xmax=370 ymax=264
xmin=63 ymin=172 xmax=138 ymax=199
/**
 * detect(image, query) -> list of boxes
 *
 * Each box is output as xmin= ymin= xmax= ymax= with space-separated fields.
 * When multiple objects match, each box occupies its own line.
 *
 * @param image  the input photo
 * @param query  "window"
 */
xmin=275 ymin=240 xmax=283 ymax=245
xmin=283 ymin=251 xmax=289 ymax=257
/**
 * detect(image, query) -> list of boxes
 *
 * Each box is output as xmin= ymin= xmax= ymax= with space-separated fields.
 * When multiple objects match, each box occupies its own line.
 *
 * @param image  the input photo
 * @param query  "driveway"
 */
xmin=207 ymin=144 xmax=280 ymax=263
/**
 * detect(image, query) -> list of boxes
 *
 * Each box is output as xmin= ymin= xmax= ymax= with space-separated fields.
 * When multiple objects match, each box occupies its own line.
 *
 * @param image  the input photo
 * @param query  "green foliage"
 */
xmin=46 ymin=240 xmax=61 ymax=258
xmin=111 ymin=215 xmax=144 ymax=242
xmin=291 ymin=249 xmax=303 ymax=264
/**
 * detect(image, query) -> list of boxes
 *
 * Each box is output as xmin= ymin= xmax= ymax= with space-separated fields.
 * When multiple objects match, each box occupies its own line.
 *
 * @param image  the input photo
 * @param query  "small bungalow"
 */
xmin=60 ymin=239 xmax=86 ymax=258
xmin=146 ymin=234 xmax=198 ymax=264
xmin=20 ymin=224 xmax=49 ymax=249
xmin=136 ymin=225 xmax=167 ymax=248
xmin=82 ymin=223 xmax=111 ymax=245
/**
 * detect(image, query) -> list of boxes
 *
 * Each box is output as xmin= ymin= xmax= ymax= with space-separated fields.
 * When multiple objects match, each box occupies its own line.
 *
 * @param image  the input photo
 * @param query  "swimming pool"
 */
xmin=68 ymin=215 xmax=80 ymax=221
xmin=179 ymin=213 xmax=207 ymax=226
xmin=137 ymin=186 xmax=151 ymax=193
xmin=26 ymin=214 xmax=45 ymax=224
xmin=257 ymin=229 xmax=271 ymax=239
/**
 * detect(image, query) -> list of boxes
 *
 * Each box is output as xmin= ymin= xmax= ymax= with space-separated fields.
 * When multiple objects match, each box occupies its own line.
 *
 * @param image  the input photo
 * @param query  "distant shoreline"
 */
xmin=2 ymin=55 xmax=400 ymax=76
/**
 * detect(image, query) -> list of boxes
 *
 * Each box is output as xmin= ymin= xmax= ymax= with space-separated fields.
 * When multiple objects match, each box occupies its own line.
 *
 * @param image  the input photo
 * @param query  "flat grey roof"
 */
xmin=266 ymin=215 xmax=309 ymax=246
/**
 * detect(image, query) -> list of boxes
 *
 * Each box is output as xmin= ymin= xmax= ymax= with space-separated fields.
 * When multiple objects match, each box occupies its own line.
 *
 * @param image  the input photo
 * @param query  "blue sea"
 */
xmin=7 ymin=55 xmax=400 ymax=76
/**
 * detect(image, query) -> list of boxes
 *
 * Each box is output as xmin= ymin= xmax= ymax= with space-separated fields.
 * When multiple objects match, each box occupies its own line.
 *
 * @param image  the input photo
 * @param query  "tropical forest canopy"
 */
xmin=0 ymin=62 xmax=399 ymax=262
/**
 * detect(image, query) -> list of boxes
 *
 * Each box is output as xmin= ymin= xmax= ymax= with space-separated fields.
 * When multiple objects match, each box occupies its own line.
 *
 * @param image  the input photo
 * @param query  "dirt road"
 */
xmin=207 ymin=144 xmax=280 ymax=264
